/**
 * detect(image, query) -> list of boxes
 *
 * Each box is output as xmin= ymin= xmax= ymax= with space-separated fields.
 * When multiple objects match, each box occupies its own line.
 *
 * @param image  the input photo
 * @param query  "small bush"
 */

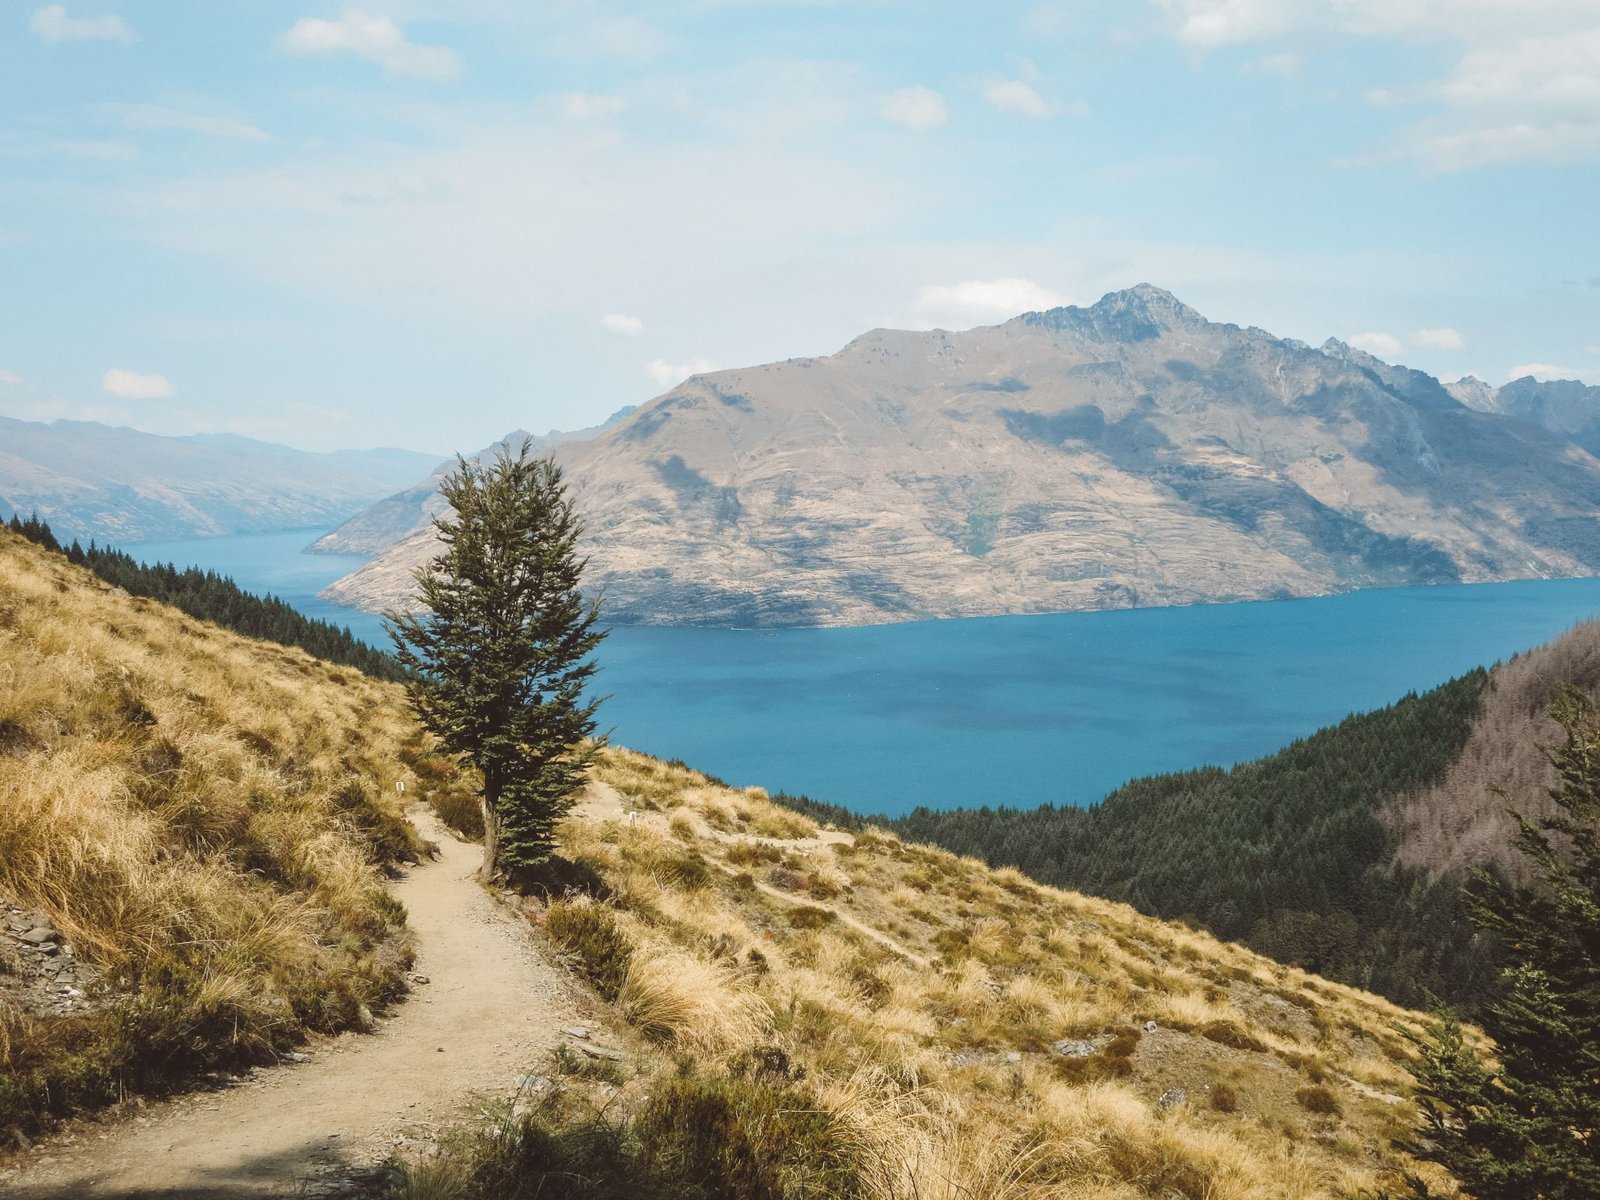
xmin=545 ymin=900 xmax=633 ymax=1001
xmin=1295 ymin=1084 xmax=1341 ymax=1116
xmin=1209 ymin=1083 xmax=1239 ymax=1113
xmin=427 ymin=787 xmax=485 ymax=841
xmin=1200 ymin=1020 xmax=1268 ymax=1053
xmin=787 ymin=905 xmax=836 ymax=931
xmin=1104 ymin=1031 xmax=1141 ymax=1059
xmin=727 ymin=840 xmax=783 ymax=867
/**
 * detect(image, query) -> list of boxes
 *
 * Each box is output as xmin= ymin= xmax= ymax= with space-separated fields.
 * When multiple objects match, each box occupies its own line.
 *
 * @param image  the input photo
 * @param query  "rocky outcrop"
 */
xmin=2 ymin=906 xmax=101 ymax=1018
xmin=324 ymin=286 xmax=1600 ymax=627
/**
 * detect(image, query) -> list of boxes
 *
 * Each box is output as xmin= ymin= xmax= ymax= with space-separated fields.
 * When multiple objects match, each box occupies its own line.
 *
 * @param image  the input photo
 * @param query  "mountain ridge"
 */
xmin=0 ymin=417 xmax=441 ymax=544
xmin=324 ymin=285 xmax=1600 ymax=627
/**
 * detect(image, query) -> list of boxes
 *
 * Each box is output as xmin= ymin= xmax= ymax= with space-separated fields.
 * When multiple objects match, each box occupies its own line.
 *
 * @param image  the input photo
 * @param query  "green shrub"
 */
xmin=546 ymin=900 xmax=633 ymax=1001
xmin=1295 ymin=1084 xmax=1340 ymax=1115
xmin=1200 ymin=1020 xmax=1268 ymax=1053
xmin=787 ymin=905 xmax=836 ymax=931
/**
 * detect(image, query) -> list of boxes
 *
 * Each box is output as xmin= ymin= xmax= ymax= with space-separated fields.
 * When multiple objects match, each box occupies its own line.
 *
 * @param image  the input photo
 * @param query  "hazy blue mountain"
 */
xmin=0 ymin=418 xmax=440 ymax=544
xmin=307 ymin=409 xmax=636 ymax=556
xmin=1447 ymin=374 xmax=1600 ymax=455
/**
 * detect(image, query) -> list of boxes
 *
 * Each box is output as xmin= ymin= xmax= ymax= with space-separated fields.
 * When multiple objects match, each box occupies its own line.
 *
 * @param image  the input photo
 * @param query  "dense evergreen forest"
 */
xmin=887 ymin=670 xmax=1505 ymax=1012
xmin=6 ymin=513 xmax=406 ymax=681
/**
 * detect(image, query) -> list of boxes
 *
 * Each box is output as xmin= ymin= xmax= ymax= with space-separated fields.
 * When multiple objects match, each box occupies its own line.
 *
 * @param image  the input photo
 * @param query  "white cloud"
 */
xmin=984 ymin=80 xmax=1057 ymax=119
xmin=1160 ymin=0 xmax=1600 ymax=47
xmin=0 ymin=370 xmax=19 ymax=386
xmin=1347 ymin=331 xmax=1405 ymax=358
xmin=30 ymin=5 xmax=137 ymax=45
xmin=1248 ymin=52 xmax=1301 ymax=77
xmin=881 ymin=86 xmax=947 ymax=132
xmin=102 ymin=368 xmax=173 ymax=399
xmin=914 ymin=278 xmax=1071 ymax=327
xmin=1163 ymin=0 xmax=1300 ymax=48
xmin=560 ymin=93 xmax=627 ymax=122
xmin=1161 ymin=1 xmax=1600 ymax=168
xmin=1507 ymin=362 xmax=1581 ymax=381
xmin=118 ymin=104 xmax=274 ymax=142
xmin=647 ymin=357 xmax=714 ymax=389
xmin=281 ymin=11 xmax=459 ymax=82
xmin=1411 ymin=326 xmax=1465 ymax=349
xmin=601 ymin=313 xmax=644 ymax=336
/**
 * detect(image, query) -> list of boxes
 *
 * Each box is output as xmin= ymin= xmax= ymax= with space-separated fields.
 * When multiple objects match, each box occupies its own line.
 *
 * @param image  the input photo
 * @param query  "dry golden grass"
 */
xmin=537 ymin=748 xmax=1464 ymax=1199
xmin=0 ymin=532 xmax=426 ymax=1129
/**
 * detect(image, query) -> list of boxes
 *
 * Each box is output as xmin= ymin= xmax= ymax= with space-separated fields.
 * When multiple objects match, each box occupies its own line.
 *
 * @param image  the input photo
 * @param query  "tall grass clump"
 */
xmin=0 ymin=532 xmax=425 ymax=1132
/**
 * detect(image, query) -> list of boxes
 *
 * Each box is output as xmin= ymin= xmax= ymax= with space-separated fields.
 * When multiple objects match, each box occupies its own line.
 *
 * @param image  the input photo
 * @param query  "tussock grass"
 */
xmin=503 ymin=746 xmax=1467 ymax=1200
xmin=0 ymin=532 xmax=424 ymax=1131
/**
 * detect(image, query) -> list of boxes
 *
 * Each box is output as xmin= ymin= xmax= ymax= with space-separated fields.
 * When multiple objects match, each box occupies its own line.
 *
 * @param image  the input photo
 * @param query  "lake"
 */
xmin=127 ymin=528 xmax=1600 ymax=817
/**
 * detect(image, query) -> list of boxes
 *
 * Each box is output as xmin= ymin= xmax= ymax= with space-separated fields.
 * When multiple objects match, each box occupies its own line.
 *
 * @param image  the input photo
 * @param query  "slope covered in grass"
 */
xmin=409 ymin=750 xmax=1460 ymax=1200
xmin=0 ymin=530 xmax=431 ymax=1131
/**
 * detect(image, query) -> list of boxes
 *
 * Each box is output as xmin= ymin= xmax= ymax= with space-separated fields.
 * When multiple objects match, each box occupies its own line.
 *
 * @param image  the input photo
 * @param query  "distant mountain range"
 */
xmin=0 ymin=419 xmax=442 ymax=545
xmin=1446 ymin=373 xmax=1600 ymax=454
xmin=323 ymin=285 xmax=1600 ymax=627
xmin=307 ymin=409 xmax=635 ymax=557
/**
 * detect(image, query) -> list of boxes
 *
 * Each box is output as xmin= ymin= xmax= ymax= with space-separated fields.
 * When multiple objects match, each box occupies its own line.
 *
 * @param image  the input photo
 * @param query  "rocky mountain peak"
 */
xmin=1020 ymin=283 xmax=1207 ymax=342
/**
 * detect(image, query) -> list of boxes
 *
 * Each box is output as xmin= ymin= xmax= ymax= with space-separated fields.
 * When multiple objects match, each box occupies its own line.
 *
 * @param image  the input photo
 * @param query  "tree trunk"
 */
xmin=480 ymin=774 xmax=501 ymax=883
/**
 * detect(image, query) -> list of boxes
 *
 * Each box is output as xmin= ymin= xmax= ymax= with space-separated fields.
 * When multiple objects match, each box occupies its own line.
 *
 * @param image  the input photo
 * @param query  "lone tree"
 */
xmin=1400 ymin=687 xmax=1600 ymax=1198
xmin=387 ymin=439 xmax=605 ymax=882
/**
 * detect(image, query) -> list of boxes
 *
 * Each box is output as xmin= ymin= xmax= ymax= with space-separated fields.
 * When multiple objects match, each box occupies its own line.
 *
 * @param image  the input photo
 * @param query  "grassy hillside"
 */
xmin=1 ymin=526 xmax=1465 ymax=1196
xmin=407 ymin=751 xmax=1458 ymax=1200
xmin=0 ymin=530 xmax=436 ymax=1131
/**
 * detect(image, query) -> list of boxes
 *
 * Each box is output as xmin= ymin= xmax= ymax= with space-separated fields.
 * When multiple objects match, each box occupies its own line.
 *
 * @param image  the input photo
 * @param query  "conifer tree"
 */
xmin=387 ymin=440 xmax=605 ymax=881
xmin=1401 ymin=687 xmax=1600 ymax=1198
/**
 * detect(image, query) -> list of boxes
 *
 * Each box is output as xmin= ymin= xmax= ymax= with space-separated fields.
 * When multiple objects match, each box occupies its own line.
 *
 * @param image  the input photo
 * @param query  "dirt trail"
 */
xmin=3 ymin=808 xmax=583 ymax=1199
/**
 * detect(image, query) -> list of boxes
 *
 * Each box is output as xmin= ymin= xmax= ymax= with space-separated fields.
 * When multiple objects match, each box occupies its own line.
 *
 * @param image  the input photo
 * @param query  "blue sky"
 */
xmin=2 ymin=1 xmax=1597 ymax=454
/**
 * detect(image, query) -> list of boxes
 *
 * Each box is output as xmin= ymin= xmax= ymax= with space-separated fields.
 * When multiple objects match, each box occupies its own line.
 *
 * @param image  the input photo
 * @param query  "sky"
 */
xmin=1 ymin=1 xmax=1597 ymax=455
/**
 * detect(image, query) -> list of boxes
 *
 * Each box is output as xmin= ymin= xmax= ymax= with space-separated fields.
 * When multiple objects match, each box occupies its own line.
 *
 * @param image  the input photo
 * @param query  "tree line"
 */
xmin=884 ymin=669 xmax=1503 ymax=1012
xmin=6 ymin=512 xmax=407 ymax=681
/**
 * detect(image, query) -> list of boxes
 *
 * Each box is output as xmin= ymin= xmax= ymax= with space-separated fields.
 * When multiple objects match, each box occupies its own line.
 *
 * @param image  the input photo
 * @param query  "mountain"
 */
xmin=888 ymin=618 xmax=1600 ymax=1015
xmin=306 ymin=409 xmax=634 ymax=556
xmin=1447 ymin=373 xmax=1600 ymax=455
xmin=324 ymin=285 xmax=1600 ymax=627
xmin=0 ymin=418 xmax=441 ymax=544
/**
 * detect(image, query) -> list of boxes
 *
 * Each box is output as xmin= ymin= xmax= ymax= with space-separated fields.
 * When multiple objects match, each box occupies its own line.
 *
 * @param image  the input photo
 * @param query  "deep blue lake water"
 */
xmin=127 ymin=528 xmax=1600 ymax=817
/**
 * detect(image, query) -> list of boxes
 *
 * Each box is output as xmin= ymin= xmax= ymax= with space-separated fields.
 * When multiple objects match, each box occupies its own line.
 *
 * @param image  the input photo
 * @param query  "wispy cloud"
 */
xmin=1507 ymin=361 xmax=1582 ymax=382
xmin=103 ymin=368 xmax=173 ymax=399
xmin=648 ymin=357 xmax=714 ymax=389
xmin=559 ymin=93 xmax=627 ymax=122
xmin=1412 ymin=326 xmax=1465 ymax=350
xmin=914 ymin=278 xmax=1070 ymax=327
xmin=1347 ymin=331 xmax=1405 ymax=358
xmin=1160 ymin=0 xmax=1600 ymax=168
xmin=984 ymin=80 xmax=1058 ymax=119
xmin=281 ymin=10 xmax=460 ymax=82
xmin=601 ymin=313 xmax=644 ymax=336
xmin=881 ymin=86 xmax=947 ymax=132
xmin=0 ymin=370 xmax=20 ymax=386
xmin=30 ymin=5 xmax=138 ymax=45
xmin=117 ymin=103 xmax=275 ymax=142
